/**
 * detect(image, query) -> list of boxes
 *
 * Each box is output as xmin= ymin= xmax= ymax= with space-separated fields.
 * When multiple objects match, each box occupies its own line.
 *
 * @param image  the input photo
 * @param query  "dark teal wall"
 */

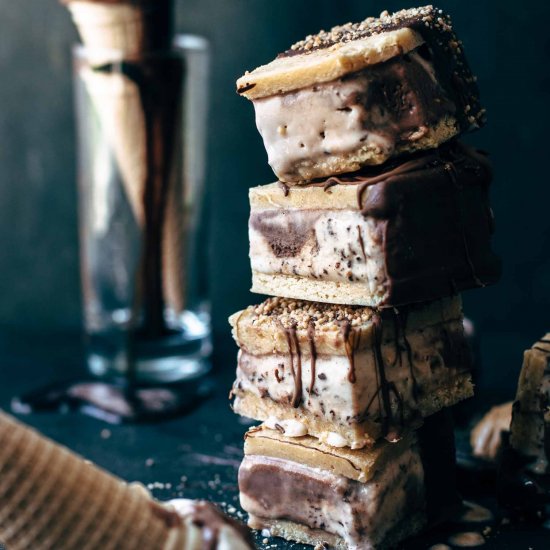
xmin=0 ymin=1 xmax=548 ymax=399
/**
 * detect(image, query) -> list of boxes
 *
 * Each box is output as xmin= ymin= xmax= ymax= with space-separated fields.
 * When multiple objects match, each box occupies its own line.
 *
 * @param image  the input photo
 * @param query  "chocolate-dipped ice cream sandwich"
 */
xmin=239 ymin=413 xmax=459 ymax=549
xmin=230 ymin=296 xmax=472 ymax=449
xmin=237 ymin=6 xmax=484 ymax=183
xmin=249 ymin=143 xmax=500 ymax=306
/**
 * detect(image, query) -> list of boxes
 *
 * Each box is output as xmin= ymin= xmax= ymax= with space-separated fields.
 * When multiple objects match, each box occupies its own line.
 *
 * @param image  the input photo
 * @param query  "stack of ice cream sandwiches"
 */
xmin=230 ymin=6 xmax=501 ymax=549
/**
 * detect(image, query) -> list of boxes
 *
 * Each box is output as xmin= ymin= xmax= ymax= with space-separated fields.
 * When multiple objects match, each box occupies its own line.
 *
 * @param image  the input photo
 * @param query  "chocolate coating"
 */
xmin=298 ymin=142 xmax=501 ymax=307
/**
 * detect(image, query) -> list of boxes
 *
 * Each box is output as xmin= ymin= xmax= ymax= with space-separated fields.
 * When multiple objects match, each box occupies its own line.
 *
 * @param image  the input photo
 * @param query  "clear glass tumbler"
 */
xmin=73 ymin=35 xmax=211 ymax=384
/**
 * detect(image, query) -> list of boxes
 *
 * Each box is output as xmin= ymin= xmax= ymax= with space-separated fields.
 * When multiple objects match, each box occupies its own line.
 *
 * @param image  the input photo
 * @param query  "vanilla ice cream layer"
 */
xmin=239 ymin=450 xmax=424 ymax=549
xmin=253 ymin=49 xmax=454 ymax=182
xmin=250 ymin=209 xmax=386 ymax=298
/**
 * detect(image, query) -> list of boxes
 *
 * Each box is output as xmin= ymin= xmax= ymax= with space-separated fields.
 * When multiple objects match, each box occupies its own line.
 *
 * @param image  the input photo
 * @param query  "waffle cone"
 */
xmin=80 ymin=67 xmax=146 ymax=226
xmin=0 ymin=411 xmax=177 ymax=550
xmin=67 ymin=2 xmax=163 ymax=63
xmin=162 ymin=164 xmax=187 ymax=313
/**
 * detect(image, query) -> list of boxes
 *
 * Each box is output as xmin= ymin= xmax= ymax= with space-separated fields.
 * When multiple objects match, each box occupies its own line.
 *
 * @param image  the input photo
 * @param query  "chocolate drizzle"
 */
xmin=278 ymin=181 xmax=290 ymax=196
xmin=281 ymin=322 xmax=303 ymax=408
xmin=393 ymin=308 xmax=419 ymax=401
xmin=362 ymin=313 xmax=404 ymax=439
xmin=339 ymin=320 xmax=361 ymax=384
xmin=356 ymin=154 xmax=439 ymax=213
xmin=297 ymin=142 xmax=500 ymax=306
xmin=356 ymin=225 xmax=367 ymax=261
xmin=307 ymin=321 xmax=317 ymax=395
xmin=289 ymin=148 xmax=442 ymax=210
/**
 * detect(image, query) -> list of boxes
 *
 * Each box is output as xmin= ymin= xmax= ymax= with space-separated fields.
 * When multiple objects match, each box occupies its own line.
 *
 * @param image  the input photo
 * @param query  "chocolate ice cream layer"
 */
xmin=240 ymin=452 xmax=423 ymax=550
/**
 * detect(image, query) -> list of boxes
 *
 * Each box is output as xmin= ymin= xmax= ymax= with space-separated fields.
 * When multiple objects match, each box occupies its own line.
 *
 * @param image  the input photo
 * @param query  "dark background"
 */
xmin=0 ymin=0 xmax=548 ymax=402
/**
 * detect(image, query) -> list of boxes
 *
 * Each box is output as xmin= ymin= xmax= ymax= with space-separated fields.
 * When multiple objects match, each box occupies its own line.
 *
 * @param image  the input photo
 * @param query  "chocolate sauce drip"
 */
xmin=389 ymin=315 xmax=403 ymax=369
xmin=268 ymin=142 xmax=499 ymax=308
xmin=95 ymin=57 xmax=184 ymax=340
xmin=278 ymin=181 xmax=290 ymax=196
xmin=371 ymin=314 xmax=401 ymax=438
xmin=323 ymin=178 xmax=339 ymax=191
xmin=307 ymin=321 xmax=317 ymax=395
xmin=356 ymin=225 xmax=367 ymax=261
xmin=339 ymin=320 xmax=358 ymax=384
xmin=281 ymin=323 xmax=302 ymax=408
xmin=355 ymin=143 xmax=498 ymax=306
xmin=394 ymin=308 xmax=419 ymax=401
xmin=277 ymin=173 xmax=366 ymax=195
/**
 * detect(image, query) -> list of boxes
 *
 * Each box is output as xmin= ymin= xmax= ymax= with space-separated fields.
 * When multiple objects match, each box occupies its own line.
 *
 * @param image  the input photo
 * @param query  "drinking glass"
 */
xmin=73 ymin=35 xmax=211 ymax=385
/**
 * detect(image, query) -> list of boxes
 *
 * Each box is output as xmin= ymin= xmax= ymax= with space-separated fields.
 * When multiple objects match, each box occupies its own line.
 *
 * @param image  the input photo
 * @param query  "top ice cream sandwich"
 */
xmin=237 ymin=6 xmax=485 ymax=183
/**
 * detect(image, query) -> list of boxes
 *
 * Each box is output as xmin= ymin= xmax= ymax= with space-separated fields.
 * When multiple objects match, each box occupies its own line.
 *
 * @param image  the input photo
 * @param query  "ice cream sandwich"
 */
xmin=237 ymin=6 xmax=484 ymax=183
xmin=249 ymin=143 xmax=500 ymax=306
xmin=239 ymin=414 xmax=459 ymax=549
xmin=230 ymin=296 xmax=472 ymax=448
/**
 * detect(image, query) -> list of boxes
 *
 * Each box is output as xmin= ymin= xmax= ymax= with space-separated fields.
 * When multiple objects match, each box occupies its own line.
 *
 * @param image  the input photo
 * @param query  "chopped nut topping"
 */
xmin=287 ymin=6 xmax=451 ymax=55
xmin=248 ymin=297 xmax=375 ymax=331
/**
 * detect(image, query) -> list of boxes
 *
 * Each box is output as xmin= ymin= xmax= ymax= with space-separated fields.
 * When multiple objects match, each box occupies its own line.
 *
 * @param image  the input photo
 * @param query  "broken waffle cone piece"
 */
xmin=0 ymin=411 xmax=253 ymax=550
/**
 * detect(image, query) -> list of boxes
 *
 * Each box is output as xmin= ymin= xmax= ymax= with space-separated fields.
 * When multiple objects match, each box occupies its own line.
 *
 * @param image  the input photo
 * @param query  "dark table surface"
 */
xmin=0 ymin=330 xmax=548 ymax=549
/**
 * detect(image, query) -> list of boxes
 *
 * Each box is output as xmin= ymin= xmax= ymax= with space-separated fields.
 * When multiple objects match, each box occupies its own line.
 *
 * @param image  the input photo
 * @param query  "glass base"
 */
xmin=88 ymin=354 xmax=211 ymax=384
xmin=86 ymin=309 xmax=212 ymax=384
